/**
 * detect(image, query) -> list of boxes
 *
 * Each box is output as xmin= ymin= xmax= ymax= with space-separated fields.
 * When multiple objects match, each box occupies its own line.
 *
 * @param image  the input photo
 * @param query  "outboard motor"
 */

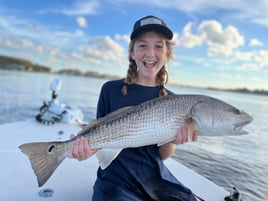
xmin=35 ymin=79 xmax=84 ymax=125
xmin=225 ymin=187 xmax=242 ymax=201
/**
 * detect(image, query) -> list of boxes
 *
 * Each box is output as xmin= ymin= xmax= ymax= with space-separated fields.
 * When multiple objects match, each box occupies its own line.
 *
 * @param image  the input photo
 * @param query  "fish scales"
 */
xmin=62 ymin=95 xmax=191 ymax=150
xmin=83 ymin=95 xmax=191 ymax=149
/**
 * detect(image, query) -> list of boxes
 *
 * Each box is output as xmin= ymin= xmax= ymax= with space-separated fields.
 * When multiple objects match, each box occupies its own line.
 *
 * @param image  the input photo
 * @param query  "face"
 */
xmin=131 ymin=31 xmax=167 ymax=85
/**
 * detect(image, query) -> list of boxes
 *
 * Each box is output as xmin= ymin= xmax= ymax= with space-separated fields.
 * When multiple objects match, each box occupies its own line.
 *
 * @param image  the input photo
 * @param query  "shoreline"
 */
xmin=1 ymin=55 xmax=267 ymax=96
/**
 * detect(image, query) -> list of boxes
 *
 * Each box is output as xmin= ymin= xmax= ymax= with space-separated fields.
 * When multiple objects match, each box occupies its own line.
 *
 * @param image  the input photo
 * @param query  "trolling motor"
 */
xmin=224 ymin=187 xmax=242 ymax=201
xmin=35 ymin=79 xmax=84 ymax=125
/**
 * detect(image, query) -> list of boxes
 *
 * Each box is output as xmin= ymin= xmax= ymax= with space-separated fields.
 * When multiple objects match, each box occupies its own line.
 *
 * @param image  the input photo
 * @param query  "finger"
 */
xmin=186 ymin=122 xmax=193 ymax=141
xmin=175 ymin=125 xmax=186 ymax=144
xmin=192 ymin=130 xmax=198 ymax=141
xmin=77 ymin=137 xmax=87 ymax=160
xmin=175 ymin=126 xmax=183 ymax=144
xmin=73 ymin=138 xmax=82 ymax=160
xmin=70 ymin=141 xmax=82 ymax=158
xmin=79 ymin=137 xmax=95 ymax=160
xmin=82 ymin=138 xmax=94 ymax=157
xmin=181 ymin=125 xmax=188 ymax=143
xmin=67 ymin=134 xmax=77 ymax=158
xmin=67 ymin=143 xmax=75 ymax=158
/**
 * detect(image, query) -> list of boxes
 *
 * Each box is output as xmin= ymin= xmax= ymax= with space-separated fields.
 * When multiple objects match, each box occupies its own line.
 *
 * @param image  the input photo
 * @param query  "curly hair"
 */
xmin=122 ymin=32 xmax=174 ymax=96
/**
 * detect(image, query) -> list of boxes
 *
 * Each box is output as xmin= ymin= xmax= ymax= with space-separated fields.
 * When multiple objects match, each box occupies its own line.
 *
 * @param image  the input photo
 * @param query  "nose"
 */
xmin=145 ymin=46 xmax=155 ymax=57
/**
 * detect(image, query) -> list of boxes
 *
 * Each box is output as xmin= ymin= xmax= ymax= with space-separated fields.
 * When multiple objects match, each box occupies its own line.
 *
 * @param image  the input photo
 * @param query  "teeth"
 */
xmin=144 ymin=61 xmax=156 ymax=67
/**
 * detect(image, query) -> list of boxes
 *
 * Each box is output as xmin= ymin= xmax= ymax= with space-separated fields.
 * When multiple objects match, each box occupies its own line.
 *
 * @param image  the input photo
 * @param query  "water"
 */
xmin=1 ymin=70 xmax=267 ymax=201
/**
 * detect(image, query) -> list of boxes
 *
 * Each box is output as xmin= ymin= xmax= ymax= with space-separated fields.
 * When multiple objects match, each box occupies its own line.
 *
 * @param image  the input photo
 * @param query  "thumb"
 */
xmin=69 ymin=134 xmax=76 ymax=139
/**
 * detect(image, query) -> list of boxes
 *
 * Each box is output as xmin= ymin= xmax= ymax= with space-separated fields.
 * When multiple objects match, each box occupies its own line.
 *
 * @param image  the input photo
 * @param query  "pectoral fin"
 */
xmin=95 ymin=149 xmax=122 ymax=169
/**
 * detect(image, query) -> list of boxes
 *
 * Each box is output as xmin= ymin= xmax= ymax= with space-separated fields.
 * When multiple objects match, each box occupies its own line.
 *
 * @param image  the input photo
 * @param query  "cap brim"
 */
xmin=130 ymin=24 xmax=173 ymax=40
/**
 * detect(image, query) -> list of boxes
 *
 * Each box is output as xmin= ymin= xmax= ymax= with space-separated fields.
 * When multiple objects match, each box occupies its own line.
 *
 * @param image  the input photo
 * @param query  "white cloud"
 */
xmin=175 ymin=20 xmax=245 ymax=57
xmin=78 ymin=36 xmax=125 ymax=64
xmin=236 ymin=63 xmax=260 ymax=71
xmin=77 ymin=16 xmax=88 ymax=28
xmin=0 ymin=11 xmax=128 ymax=72
xmin=199 ymin=21 xmax=244 ymax=48
xmin=171 ymin=33 xmax=180 ymax=46
xmin=234 ymin=51 xmax=253 ymax=62
xmin=178 ymin=22 xmax=203 ymax=48
xmin=249 ymin=38 xmax=263 ymax=47
xmin=0 ymin=14 xmax=87 ymax=49
xmin=207 ymin=46 xmax=233 ymax=57
xmin=218 ymin=73 xmax=242 ymax=80
xmin=45 ymin=0 xmax=100 ymax=16
xmin=124 ymin=0 xmax=268 ymax=27
xmin=0 ymin=35 xmax=33 ymax=51
xmin=199 ymin=20 xmax=244 ymax=56
xmin=262 ymin=65 xmax=268 ymax=70
xmin=250 ymin=76 xmax=260 ymax=82
xmin=232 ymin=48 xmax=268 ymax=73
xmin=255 ymin=50 xmax=268 ymax=69
xmin=114 ymin=34 xmax=130 ymax=44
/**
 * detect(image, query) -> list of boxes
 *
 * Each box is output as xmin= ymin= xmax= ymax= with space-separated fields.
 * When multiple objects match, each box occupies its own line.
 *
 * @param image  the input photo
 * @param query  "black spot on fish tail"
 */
xmin=48 ymin=144 xmax=55 ymax=153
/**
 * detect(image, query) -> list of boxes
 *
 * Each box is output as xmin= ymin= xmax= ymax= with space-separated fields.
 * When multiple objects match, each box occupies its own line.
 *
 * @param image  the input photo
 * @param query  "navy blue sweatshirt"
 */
xmin=92 ymin=79 xmax=197 ymax=201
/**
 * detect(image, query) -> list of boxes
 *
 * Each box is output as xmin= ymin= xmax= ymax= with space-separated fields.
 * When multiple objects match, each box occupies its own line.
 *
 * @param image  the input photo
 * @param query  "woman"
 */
xmin=69 ymin=15 xmax=198 ymax=201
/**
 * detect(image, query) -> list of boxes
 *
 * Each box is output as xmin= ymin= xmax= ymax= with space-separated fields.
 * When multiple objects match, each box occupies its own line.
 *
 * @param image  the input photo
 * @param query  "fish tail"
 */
xmin=19 ymin=141 xmax=67 ymax=187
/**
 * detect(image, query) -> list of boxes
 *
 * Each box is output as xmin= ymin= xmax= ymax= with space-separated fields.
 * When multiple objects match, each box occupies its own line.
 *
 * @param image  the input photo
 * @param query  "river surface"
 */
xmin=1 ymin=70 xmax=267 ymax=201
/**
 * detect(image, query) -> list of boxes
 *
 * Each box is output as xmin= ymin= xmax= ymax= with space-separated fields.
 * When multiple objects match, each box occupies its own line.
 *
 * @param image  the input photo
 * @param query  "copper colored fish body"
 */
xmin=19 ymin=94 xmax=252 ymax=187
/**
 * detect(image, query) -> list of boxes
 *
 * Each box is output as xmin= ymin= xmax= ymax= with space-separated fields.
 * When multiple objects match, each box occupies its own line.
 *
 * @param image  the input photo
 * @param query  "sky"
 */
xmin=0 ymin=0 xmax=268 ymax=90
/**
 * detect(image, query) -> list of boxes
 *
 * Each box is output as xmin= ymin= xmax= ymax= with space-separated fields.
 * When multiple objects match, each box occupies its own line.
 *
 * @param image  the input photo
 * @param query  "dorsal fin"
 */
xmin=77 ymin=106 xmax=133 ymax=135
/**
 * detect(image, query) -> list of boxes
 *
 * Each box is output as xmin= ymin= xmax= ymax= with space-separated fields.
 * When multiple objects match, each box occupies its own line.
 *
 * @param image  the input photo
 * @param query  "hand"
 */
xmin=173 ymin=122 xmax=198 ymax=145
xmin=159 ymin=122 xmax=198 ymax=160
xmin=68 ymin=134 xmax=97 ymax=161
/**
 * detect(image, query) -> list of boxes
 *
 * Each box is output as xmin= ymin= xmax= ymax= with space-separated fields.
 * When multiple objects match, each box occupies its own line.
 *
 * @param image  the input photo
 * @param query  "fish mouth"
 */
xmin=233 ymin=119 xmax=252 ymax=134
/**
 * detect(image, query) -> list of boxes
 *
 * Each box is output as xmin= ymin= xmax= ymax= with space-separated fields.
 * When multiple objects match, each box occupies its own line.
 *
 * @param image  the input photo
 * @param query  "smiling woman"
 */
xmin=66 ymin=15 xmax=202 ymax=201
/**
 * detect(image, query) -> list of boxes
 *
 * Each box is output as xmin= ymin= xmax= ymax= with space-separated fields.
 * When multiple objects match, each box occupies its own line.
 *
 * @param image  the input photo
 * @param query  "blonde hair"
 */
xmin=122 ymin=33 xmax=174 ymax=96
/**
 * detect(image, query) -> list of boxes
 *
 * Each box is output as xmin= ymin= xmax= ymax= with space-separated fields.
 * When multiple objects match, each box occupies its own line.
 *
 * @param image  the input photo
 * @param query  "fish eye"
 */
xmin=233 ymin=108 xmax=240 ymax=115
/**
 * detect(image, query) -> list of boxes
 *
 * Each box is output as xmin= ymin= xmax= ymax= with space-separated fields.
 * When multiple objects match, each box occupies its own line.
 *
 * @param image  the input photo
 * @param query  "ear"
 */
xmin=131 ymin=52 xmax=135 ymax=60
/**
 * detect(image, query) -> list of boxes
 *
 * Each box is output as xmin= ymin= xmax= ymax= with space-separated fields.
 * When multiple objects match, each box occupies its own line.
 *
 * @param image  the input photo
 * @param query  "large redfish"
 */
xmin=19 ymin=94 xmax=252 ymax=187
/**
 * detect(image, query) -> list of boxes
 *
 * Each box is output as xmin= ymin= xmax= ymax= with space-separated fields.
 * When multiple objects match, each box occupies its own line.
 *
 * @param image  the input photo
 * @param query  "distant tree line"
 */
xmin=0 ymin=55 xmax=119 ymax=80
xmin=227 ymin=88 xmax=268 ymax=96
xmin=207 ymin=87 xmax=268 ymax=96
xmin=56 ymin=69 xmax=120 ymax=80
xmin=0 ymin=55 xmax=51 ymax=72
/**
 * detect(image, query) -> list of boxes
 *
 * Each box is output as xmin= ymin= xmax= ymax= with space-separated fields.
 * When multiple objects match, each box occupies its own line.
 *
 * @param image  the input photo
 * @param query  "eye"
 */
xmin=233 ymin=108 xmax=240 ymax=115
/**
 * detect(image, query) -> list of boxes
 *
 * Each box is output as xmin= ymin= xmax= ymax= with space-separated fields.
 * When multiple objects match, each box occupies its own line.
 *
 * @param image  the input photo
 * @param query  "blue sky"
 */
xmin=0 ymin=0 xmax=268 ymax=90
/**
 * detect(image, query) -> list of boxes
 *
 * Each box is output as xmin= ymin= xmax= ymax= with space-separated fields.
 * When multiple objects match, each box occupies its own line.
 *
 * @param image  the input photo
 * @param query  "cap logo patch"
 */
xmin=140 ymin=17 xmax=162 ymax=26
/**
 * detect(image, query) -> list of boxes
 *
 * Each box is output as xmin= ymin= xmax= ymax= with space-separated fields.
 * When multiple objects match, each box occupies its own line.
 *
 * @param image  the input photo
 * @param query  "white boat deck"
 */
xmin=0 ymin=120 xmax=229 ymax=201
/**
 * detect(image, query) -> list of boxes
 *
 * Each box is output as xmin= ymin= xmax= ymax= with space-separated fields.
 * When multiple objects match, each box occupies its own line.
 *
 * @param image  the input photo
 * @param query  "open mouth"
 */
xmin=233 ymin=120 xmax=252 ymax=134
xmin=144 ymin=61 xmax=157 ymax=68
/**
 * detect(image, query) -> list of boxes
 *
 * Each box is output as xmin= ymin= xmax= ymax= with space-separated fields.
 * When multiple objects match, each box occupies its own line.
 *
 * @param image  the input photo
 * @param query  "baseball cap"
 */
xmin=130 ymin=15 xmax=173 ymax=40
